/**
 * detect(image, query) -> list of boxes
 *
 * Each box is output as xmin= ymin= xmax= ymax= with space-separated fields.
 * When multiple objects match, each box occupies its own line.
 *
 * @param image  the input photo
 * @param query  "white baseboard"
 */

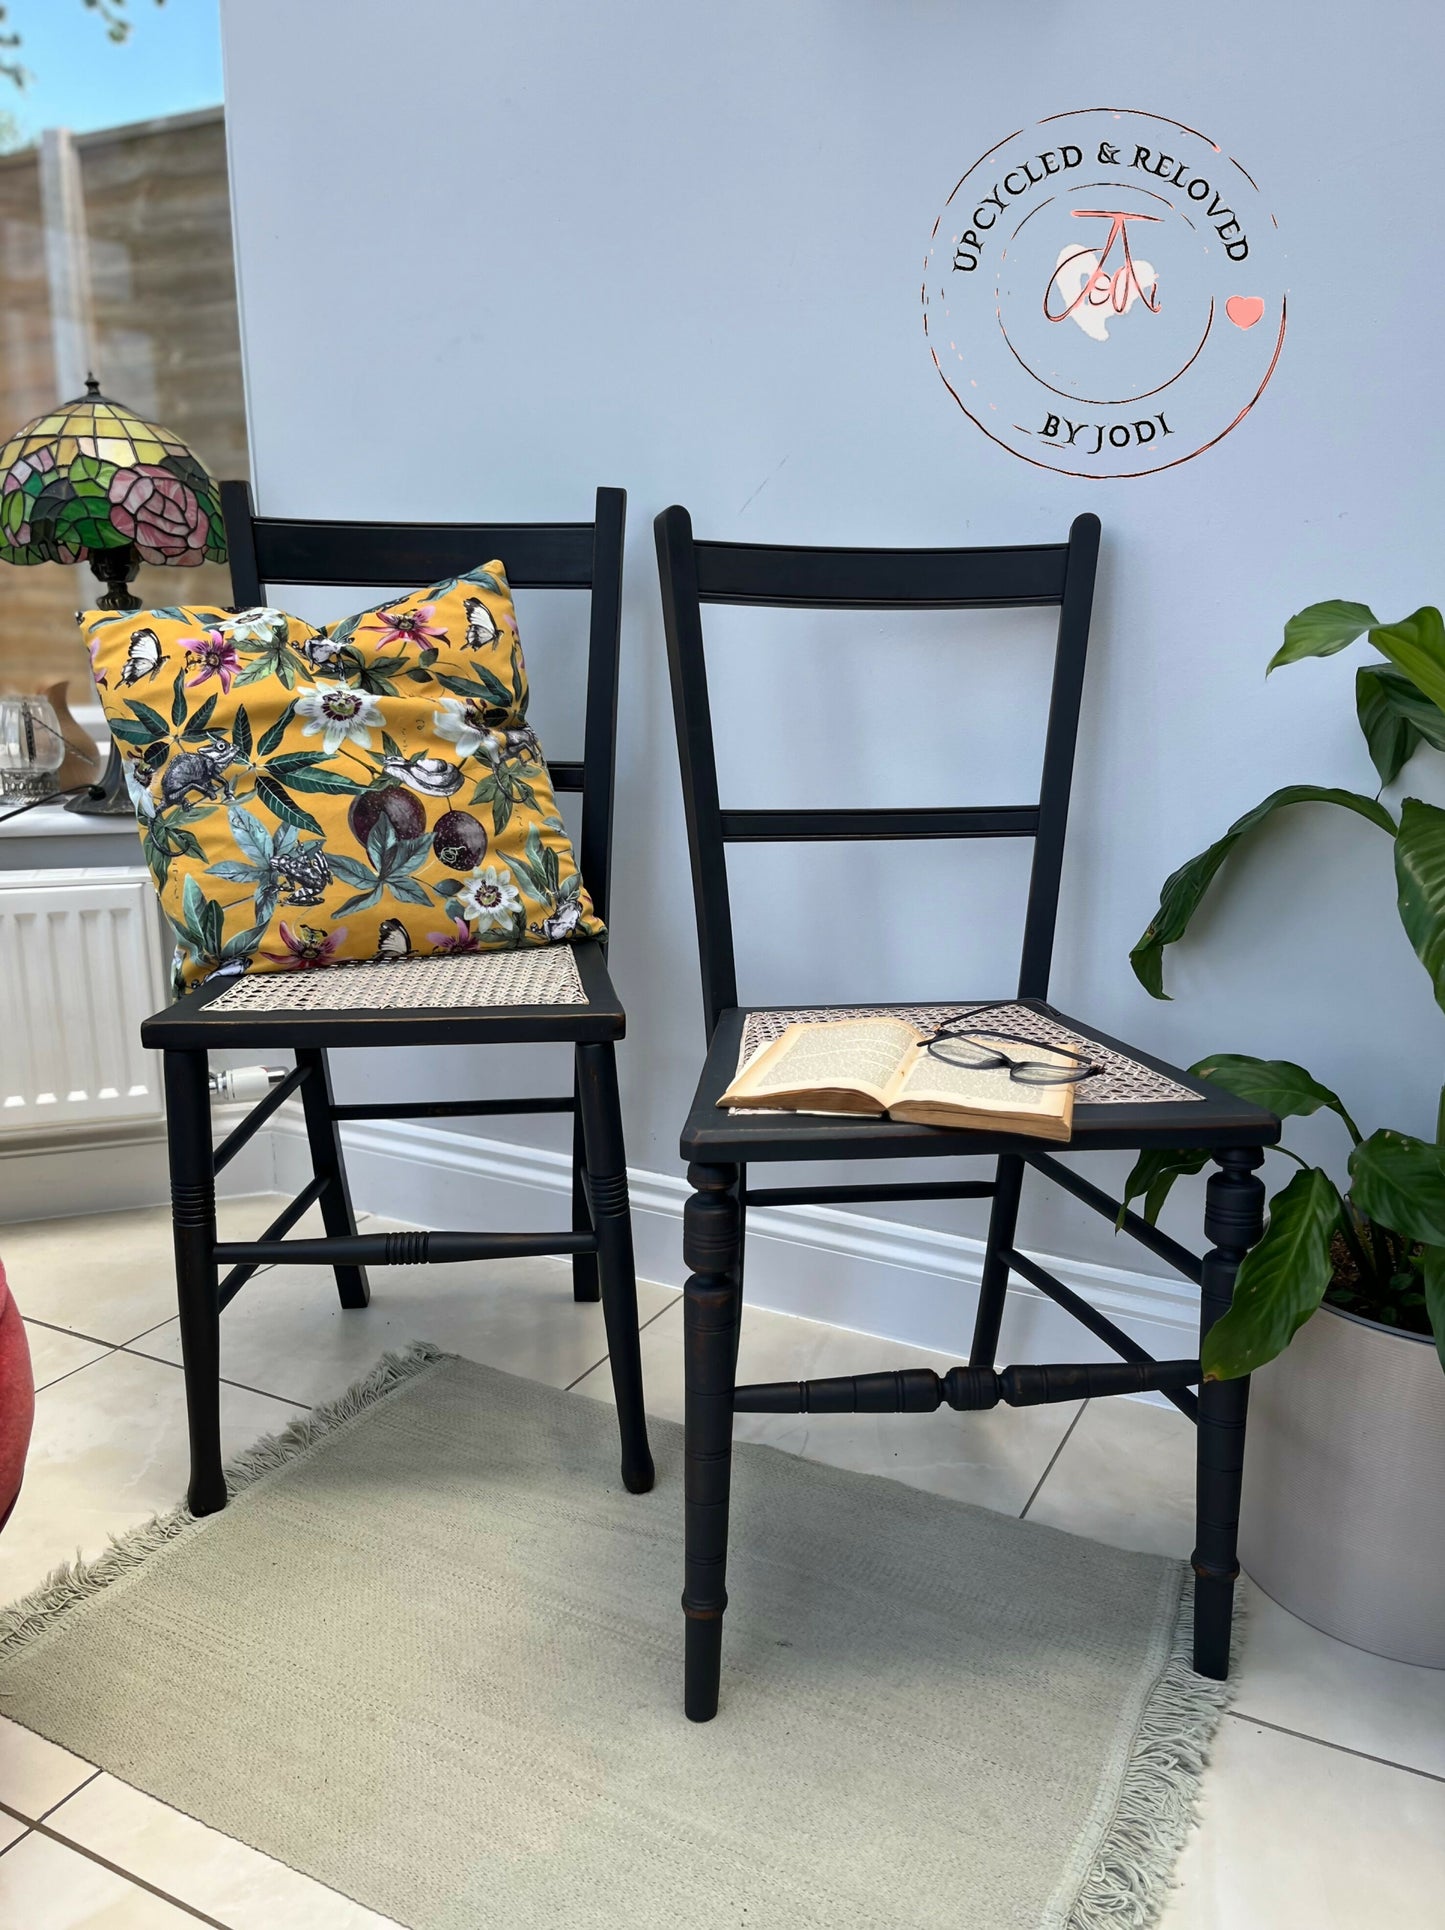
xmin=0 ymin=1105 xmax=278 ymax=1224
xmin=270 ymin=1112 xmax=1199 ymax=1367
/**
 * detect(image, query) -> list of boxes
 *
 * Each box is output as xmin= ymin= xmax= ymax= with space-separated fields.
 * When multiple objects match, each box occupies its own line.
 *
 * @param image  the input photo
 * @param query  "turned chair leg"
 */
xmin=571 ymin=1056 xmax=601 ymax=1303
xmin=681 ymin=1162 xmax=741 ymax=1722
xmin=295 ymin=1047 xmax=369 ymax=1310
xmin=1193 ymin=1146 xmax=1266 ymax=1678
xmin=165 ymin=1050 xmax=226 ymax=1517
xmin=971 ymin=1151 xmax=1025 ymax=1368
xmin=576 ymin=1043 xmax=654 ymax=1494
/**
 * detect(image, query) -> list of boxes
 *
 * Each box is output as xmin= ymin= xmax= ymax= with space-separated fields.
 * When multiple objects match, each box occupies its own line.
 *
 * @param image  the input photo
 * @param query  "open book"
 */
xmin=718 ymin=1015 xmax=1078 ymax=1141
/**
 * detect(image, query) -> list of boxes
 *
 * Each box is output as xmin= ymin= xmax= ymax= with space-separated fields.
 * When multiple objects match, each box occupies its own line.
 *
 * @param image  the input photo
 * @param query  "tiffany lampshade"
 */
xmin=0 ymin=376 xmax=228 ymax=813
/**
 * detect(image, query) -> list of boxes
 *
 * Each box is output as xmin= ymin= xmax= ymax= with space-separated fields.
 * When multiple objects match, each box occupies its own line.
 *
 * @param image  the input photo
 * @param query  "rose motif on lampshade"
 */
xmin=0 ymin=376 xmax=226 ymax=569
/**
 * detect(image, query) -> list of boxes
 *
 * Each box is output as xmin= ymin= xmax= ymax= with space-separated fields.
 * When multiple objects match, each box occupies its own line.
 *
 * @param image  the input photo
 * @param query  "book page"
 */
xmin=891 ymin=1041 xmax=1065 ymax=1115
xmin=721 ymin=1017 xmax=920 ymax=1107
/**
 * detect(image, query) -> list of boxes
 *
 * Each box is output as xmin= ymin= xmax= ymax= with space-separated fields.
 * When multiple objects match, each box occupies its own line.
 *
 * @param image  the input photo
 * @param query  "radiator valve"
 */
xmin=208 ymin=1065 xmax=289 ymax=1104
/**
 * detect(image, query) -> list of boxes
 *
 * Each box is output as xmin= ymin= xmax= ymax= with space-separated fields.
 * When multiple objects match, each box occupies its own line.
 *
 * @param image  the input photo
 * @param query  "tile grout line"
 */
xmin=1 ymin=1794 xmax=229 ymax=1926
xmin=117 ymin=1345 xmax=313 ymax=1411
xmin=1226 ymin=1708 xmax=1445 ymax=1784
xmin=29 ymin=1344 xmax=124 ymax=1396
xmin=1018 ymin=1399 xmax=1089 ymax=1519
xmin=563 ymin=1291 xmax=681 ymax=1392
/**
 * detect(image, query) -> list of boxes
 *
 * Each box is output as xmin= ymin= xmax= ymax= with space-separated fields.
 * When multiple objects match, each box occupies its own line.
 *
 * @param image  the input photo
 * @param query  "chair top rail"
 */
xmin=692 ymin=538 xmax=1071 ymax=610
xmin=245 ymin=517 xmax=599 ymax=591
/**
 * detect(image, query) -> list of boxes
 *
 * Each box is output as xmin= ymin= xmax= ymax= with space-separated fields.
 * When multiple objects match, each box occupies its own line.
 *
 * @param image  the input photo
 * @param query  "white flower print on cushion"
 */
xmin=433 ymin=695 xmax=505 ymax=762
xmin=455 ymin=865 xmax=523 ymax=933
xmin=295 ymin=686 xmax=385 ymax=753
xmin=224 ymin=607 xmax=289 ymax=645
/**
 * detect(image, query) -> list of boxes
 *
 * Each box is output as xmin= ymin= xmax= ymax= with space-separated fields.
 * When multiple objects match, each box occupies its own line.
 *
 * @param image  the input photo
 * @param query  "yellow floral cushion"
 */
xmin=83 ymin=565 xmax=602 ymax=992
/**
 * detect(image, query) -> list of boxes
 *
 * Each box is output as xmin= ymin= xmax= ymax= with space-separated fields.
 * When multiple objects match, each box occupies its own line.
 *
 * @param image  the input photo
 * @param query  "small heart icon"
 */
xmin=1226 ymin=296 xmax=1265 ymax=330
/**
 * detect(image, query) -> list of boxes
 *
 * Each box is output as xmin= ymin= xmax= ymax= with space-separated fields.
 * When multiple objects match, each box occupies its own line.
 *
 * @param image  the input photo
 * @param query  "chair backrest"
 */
xmin=220 ymin=481 xmax=627 ymax=925
xmin=654 ymin=506 xmax=1101 ymax=1032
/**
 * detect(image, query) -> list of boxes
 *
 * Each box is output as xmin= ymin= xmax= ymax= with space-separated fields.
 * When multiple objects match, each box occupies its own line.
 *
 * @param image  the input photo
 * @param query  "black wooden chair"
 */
xmin=655 ymin=505 xmax=1278 ymax=1721
xmin=141 ymin=484 xmax=653 ymax=1514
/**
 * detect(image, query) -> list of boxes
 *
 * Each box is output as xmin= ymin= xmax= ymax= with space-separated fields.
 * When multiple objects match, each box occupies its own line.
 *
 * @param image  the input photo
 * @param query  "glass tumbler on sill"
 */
xmin=0 ymin=695 xmax=66 ymax=801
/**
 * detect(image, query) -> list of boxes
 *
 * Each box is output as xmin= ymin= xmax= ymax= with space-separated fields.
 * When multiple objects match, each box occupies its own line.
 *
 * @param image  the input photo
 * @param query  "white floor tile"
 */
xmin=0 ymin=1813 xmax=27 ymax=1852
xmin=46 ymin=1774 xmax=399 ymax=1929
xmin=1159 ymin=1715 xmax=1445 ymax=1929
xmin=577 ymin=1298 xmax=1082 ymax=1513
xmin=0 ymin=1828 xmax=199 ymax=1925
xmin=0 ymin=1348 xmax=302 ymax=1606
xmin=1025 ymin=1393 xmax=1197 ymax=1555
xmin=132 ymin=1234 xmax=678 ymax=1407
xmin=1232 ymin=1582 xmax=1445 ymax=1781
xmin=0 ymin=1197 xmax=319 ymax=1347
xmin=21 ymin=1324 xmax=112 ymax=1393
xmin=0 ymin=1719 xmax=96 ymax=1821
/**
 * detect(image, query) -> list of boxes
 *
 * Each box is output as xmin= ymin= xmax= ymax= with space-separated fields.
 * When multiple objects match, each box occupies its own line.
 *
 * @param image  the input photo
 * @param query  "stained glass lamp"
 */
xmin=0 ymin=375 xmax=228 ymax=813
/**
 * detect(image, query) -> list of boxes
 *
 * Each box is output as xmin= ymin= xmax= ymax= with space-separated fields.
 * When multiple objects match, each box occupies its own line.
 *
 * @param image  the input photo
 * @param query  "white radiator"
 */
xmin=0 ymin=865 xmax=169 ymax=1136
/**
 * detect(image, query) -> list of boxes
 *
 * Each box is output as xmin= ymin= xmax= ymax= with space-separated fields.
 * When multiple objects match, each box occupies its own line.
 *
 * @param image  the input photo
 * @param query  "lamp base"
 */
xmin=88 ymin=543 xmax=141 ymax=613
xmin=64 ymin=740 xmax=133 ymax=816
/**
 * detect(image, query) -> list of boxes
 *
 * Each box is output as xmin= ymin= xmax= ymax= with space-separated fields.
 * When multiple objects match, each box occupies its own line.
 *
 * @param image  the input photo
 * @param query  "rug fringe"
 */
xmin=0 ymin=1339 xmax=447 ymax=1666
xmin=1064 ymin=1575 xmax=1241 ymax=1930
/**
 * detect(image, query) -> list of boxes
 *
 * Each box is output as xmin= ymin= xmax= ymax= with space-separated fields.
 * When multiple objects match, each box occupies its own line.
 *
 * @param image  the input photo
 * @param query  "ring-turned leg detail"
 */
xmin=1193 ymin=1145 xmax=1266 ymax=1679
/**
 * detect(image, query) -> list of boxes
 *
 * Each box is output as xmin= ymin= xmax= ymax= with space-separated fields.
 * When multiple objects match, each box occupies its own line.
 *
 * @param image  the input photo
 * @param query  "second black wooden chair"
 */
xmin=143 ymin=484 xmax=653 ymax=1513
xmin=656 ymin=504 xmax=1277 ymax=1721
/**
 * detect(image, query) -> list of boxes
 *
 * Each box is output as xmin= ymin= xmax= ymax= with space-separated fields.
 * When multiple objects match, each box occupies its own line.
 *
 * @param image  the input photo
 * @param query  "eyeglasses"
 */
xmin=920 ymin=1002 xmax=1103 ymax=1088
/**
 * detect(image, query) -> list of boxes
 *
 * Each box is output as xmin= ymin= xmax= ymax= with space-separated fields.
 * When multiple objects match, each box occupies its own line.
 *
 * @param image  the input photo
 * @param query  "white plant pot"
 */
xmin=1240 ymin=1299 xmax=1445 ymax=1667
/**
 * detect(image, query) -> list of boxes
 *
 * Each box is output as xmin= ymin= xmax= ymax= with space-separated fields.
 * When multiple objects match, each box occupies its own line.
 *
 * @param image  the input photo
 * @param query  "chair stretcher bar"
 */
xmin=733 ymin=1356 xmax=1201 ymax=1414
xmin=1027 ymin=1151 xmax=1204 ymax=1286
xmin=214 ymin=1228 xmax=599 ymax=1270
xmin=211 ymin=1063 xmax=311 ymax=1174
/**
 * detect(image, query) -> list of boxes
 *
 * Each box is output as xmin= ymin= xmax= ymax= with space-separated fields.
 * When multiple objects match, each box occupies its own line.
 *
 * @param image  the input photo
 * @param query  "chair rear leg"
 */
xmin=576 ymin=1042 xmax=654 ymax=1494
xmin=731 ymin=1166 xmax=746 ymax=1374
xmin=1193 ymin=1148 xmax=1266 ymax=1678
xmin=971 ymin=1151 xmax=1024 ymax=1367
xmin=571 ymin=1058 xmax=601 ymax=1302
xmin=296 ymin=1047 xmax=370 ymax=1309
xmin=165 ymin=1050 xmax=226 ymax=1516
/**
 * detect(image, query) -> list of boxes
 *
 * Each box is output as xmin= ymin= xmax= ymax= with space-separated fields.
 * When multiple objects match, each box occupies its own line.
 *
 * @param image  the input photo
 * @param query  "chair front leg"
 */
xmin=682 ymin=1162 xmax=741 ymax=1722
xmin=571 ymin=1055 xmax=601 ymax=1302
xmin=165 ymin=1050 xmax=226 ymax=1516
xmin=576 ymin=1042 xmax=654 ymax=1494
xmin=295 ymin=1047 xmax=369 ymax=1309
xmin=971 ymin=1151 xmax=1024 ymax=1368
xmin=1193 ymin=1146 xmax=1266 ymax=1678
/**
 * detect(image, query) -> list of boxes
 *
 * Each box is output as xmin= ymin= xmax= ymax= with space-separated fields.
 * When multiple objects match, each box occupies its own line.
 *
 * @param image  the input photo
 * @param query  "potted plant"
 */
xmin=1126 ymin=599 xmax=1445 ymax=1665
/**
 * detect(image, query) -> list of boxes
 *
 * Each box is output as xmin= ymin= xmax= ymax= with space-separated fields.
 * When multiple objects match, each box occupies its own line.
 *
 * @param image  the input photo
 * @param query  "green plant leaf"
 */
xmin=108 ymin=718 xmax=157 ymax=747
xmin=1130 ymin=787 xmax=1398 ymax=998
xmin=232 ymin=704 xmax=252 ymax=760
xmin=1348 ymin=1129 xmax=1445 ymax=1246
xmin=1202 ymin=1168 xmax=1342 ymax=1380
xmin=1356 ymin=666 xmax=1420 ymax=786
xmin=1191 ymin=1053 xmax=1362 ymax=1142
xmin=1118 ymin=1147 xmax=1212 ymax=1227
xmin=254 ymin=773 xmax=322 ymax=835
xmin=389 ymin=877 xmax=431 ymax=907
xmin=1394 ymin=797 xmax=1445 ymax=1012
xmin=326 ymin=854 xmax=375 ymax=888
xmin=1268 ymin=600 xmax=1378 ymax=672
xmin=1419 ymin=1247 xmax=1445 ymax=1371
xmin=255 ymin=703 xmax=296 ymax=758
xmin=170 ymin=668 xmax=188 ymax=727
xmin=1369 ymin=607 xmax=1445 ymax=716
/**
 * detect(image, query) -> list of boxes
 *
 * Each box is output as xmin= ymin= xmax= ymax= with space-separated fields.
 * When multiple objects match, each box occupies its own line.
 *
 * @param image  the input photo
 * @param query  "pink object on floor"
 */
xmin=0 ymin=1259 xmax=35 ymax=1531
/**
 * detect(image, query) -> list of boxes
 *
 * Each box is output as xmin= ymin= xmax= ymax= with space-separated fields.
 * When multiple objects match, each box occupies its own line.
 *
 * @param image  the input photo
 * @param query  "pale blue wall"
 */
xmin=219 ymin=0 xmax=1445 ymax=1293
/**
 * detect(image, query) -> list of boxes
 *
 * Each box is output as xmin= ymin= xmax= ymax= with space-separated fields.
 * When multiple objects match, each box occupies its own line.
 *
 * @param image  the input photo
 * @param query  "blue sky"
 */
xmin=2 ymin=0 xmax=222 ymax=143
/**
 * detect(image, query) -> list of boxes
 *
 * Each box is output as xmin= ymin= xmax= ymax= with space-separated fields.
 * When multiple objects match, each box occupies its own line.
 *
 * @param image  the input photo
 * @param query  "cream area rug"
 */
xmin=0 ymin=1348 xmax=1230 ymax=1930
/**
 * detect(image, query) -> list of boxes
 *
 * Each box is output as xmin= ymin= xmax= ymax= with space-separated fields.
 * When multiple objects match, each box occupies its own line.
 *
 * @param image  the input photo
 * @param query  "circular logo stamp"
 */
xmin=922 ymin=108 xmax=1286 ymax=478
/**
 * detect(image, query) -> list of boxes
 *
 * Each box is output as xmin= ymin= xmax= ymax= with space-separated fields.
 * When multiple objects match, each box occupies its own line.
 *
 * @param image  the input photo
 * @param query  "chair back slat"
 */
xmin=219 ymin=481 xmax=626 ymax=922
xmin=656 ymin=505 xmax=1101 ymax=1030
xmin=693 ymin=539 xmax=1070 ymax=610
